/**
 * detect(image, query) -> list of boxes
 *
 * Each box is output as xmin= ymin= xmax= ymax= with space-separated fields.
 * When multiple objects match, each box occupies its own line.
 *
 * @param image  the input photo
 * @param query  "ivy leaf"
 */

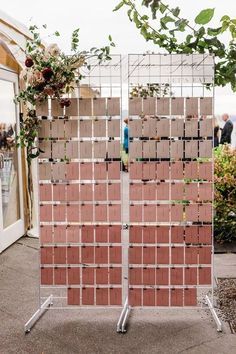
xmin=113 ymin=1 xmax=124 ymax=12
xmin=108 ymin=35 xmax=112 ymax=41
xmin=54 ymin=31 xmax=60 ymax=37
xmin=160 ymin=15 xmax=175 ymax=30
xmin=159 ymin=3 xmax=166 ymax=14
xmin=172 ymin=7 xmax=180 ymax=17
xmin=195 ymin=8 xmax=215 ymax=25
xmin=207 ymin=27 xmax=222 ymax=36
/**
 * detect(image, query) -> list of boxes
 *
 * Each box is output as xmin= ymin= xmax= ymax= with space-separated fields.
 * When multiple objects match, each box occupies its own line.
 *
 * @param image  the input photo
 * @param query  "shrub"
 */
xmin=214 ymin=145 xmax=236 ymax=243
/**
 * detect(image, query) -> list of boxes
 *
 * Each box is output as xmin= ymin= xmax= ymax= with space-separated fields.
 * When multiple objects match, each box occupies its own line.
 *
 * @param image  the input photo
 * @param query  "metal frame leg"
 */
xmin=24 ymin=295 xmax=53 ymax=333
xmin=117 ymin=297 xmax=131 ymax=333
xmin=205 ymin=295 xmax=222 ymax=332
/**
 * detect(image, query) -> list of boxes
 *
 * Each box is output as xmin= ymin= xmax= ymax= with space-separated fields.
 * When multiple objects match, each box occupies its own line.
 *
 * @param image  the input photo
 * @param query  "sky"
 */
xmin=1 ymin=0 xmax=236 ymax=115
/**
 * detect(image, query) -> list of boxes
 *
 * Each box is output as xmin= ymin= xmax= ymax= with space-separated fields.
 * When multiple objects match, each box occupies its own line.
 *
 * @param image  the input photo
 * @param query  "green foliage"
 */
xmin=214 ymin=145 xmax=236 ymax=243
xmin=130 ymin=83 xmax=170 ymax=98
xmin=114 ymin=0 xmax=236 ymax=91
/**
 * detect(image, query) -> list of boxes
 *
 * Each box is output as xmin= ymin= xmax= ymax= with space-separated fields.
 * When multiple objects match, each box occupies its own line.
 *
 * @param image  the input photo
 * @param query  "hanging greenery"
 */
xmin=114 ymin=0 xmax=236 ymax=91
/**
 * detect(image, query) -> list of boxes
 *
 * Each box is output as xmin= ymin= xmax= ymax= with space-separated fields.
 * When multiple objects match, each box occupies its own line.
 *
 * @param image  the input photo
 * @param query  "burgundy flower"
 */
xmin=60 ymin=98 xmax=71 ymax=108
xmin=25 ymin=57 xmax=34 ymax=67
xmin=42 ymin=67 xmax=54 ymax=81
xmin=57 ymin=83 xmax=64 ymax=89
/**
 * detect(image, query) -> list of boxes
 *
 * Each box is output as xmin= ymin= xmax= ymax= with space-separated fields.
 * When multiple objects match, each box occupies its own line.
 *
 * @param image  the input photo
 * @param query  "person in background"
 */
xmin=214 ymin=125 xmax=219 ymax=148
xmin=123 ymin=118 xmax=129 ymax=172
xmin=220 ymin=113 xmax=233 ymax=145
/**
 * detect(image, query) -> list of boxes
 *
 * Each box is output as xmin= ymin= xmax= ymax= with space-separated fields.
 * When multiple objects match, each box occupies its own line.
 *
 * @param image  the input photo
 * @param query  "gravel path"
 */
xmin=216 ymin=278 xmax=236 ymax=333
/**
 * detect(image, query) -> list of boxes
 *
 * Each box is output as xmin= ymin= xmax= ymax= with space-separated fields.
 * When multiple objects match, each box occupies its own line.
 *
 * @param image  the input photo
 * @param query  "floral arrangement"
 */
xmin=16 ymin=25 xmax=114 ymax=160
xmin=130 ymin=83 xmax=171 ymax=99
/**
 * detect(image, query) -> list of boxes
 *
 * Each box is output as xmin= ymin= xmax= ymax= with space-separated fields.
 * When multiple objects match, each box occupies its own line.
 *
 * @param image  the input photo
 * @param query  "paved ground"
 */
xmin=1 ymin=237 xmax=236 ymax=354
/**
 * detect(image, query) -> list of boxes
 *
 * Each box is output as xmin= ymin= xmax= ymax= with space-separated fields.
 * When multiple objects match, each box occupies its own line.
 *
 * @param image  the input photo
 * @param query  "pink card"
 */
xmin=156 ymin=247 xmax=169 ymax=264
xmin=81 ymin=246 xmax=95 ymax=264
xmin=95 ymin=246 xmax=108 ymax=264
xmin=170 ymin=119 xmax=184 ymax=137
xmin=40 ymin=225 xmax=53 ymax=244
xmin=79 ymin=120 xmax=92 ymax=137
xmin=95 ymin=225 xmax=108 ymax=243
xmin=94 ymin=141 xmax=106 ymax=159
xmin=54 ymin=225 xmax=66 ymax=243
xmin=130 ymin=183 xmax=143 ymax=201
xmin=110 ymin=288 xmax=122 ymax=305
xmin=198 ymin=226 xmax=212 ymax=245
xmin=51 ymin=119 xmax=64 ymax=139
xmin=80 ymin=141 xmax=92 ymax=159
xmin=199 ymin=267 xmax=211 ymax=285
xmin=185 ymin=226 xmax=198 ymax=244
xmin=40 ymin=246 xmax=53 ymax=264
xmin=107 ymin=162 xmax=120 ymax=179
xmin=108 ymin=204 xmax=121 ymax=222
xmin=185 ymin=267 xmax=198 ymax=285
xmin=156 ymin=140 xmax=170 ymax=159
xmin=156 ymin=118 xmax=170 ymax=137
xmin=171 ymin=183 xmax=184 ymax=200
xmin=52 ymin=141 xmax=65 ymax=159
xmin=143 ymin=205 xmax=156 ymax=222
xmin=52 ymin=163 xmax=66 ymax=180
xmin=66 ymin=184 xmax=80 ymax=202
xmin=142 ymin=162 xmax=156 ymax=180
xmin=170 ymin=288 xmax=183 ymax=306
xmin=185 ymin=204 xmax=198 ymax=222
xmin=129 ymin=246 xmax=142 ymax=264
xmin=94 ymin=204 xmax=107 ymax=222
xmin=200 ymin=97 xmax=213 ymax=116
xmin=185 ymin=183 xmax=198 ymax=201
xmin=82 ymin=267 xmax=95 ymax=284
xmin=93 ymin=98 xmax=106 ymax=116
xmin=54 ymin=267 xmax=66 ymax=285
xmin=143 ymin=226 xmax=156 ymax=244
xmin=185 ymin=140 xmax=198 ymax=159
xmin=109 ymin=267 xmax=122 ymax=284
xmin=81 ymin=204 xmax=93 ymax=222
xmin=79 ymin=98 xmax=92 ymax=116
xmin=199 ymin=140 xmax=212 ymax=158
xmin=130 ymin=204 xmax=142 ymax=222
xmin=171 ymin=226 xmax=184 ymax=244
xmin=143 ymin=246 xmax=156 ymax=264
xmin=66 ymin=141 xmax=79 ymax=159
xmin=36 ymin=100 xmax=49 ymax=116
xmin=81 ymin=225 xmax=94 ymax=243
xmin=109 ymin=246 xmax=122 ymax=264
xmin=53 ymin=204 xmax=66 ymax=222
xmin=67 ymin=288 xmax=80 ymax=305
xmin=40 ymin=204 xmax=52 ymax=222
xmin=96 ymin=267 xmax=109 ymax=284
xmin=41 ymin=267 xmax=53 ymax=285
xmin=184 ymin=288 xmax=197 ymax=306
xmin=199 ymin=183 xmax=212 ymax=201
xmin=171 ymin=247 xmax=184 ymax=264
xmin=200 ymin=119 xmax=213 ymax=137
xmin=68 ymin=267 xmax=80 ymax=285
xmin=143 ymin=268 xmax=155 ymax=285
xmin=94 ymin=119 xmax=106 ymax=138
xmin=130 ymin=226 xmax=142 ymax=244
xmin=186 ymin=97 xmax=198 ymax=116
xmin=129 ymin=268 xmax=142 ymax=285
xmin=65 ymin=120 xmax=78 ymax=138
xmin=170 ymin=267 xmax=183 ymax=285
xmin=107 ymin=97 xmax=120 ymax=116
xmin=108 ymin=119 xmax=120 ymax=137
xmin=185 ymin=119 xmax=198 ymax=138
xmin=143 ymin=183 xmax=156 ymax=200
xmin=67 ymin=205 xmax=80 ymax=223
xmin=198 ymin=204 xmax=212 ymax=222
xmin=65 ymin=98 xmax=79 ymax=116
xmin=156 ymin=288 xmax=169 ymax=306
xmin=40 ymin=184 xmax=52 ymax=202
xmin=143 ymin=118 xmax=156 ymax=138
xmin=129 ymin=141 xmax=142 ymax=159
xmin=198 ymin=247 xmax=212 ymax=264
xmin=142 ymin=140 xmax=156 ymax=159
xmin=171 ymin=97 xmax=184 ymax=115
xmin=185 ymin=247 xmax=198 ymax=264
xmin=170 ymin=161 xmax=184 ymax=180
xmin=67 ymin=225 xmax=80 ymax=243
xmin=96 ymin=288 xmax=109 ymax=306
xmin=170 ymin=140 xmax=183 ymax=159
xmin=156 ymin=162 xmax=169 ymax=180
xmin=53 ymin=184 xmax=66 ymax=202
xmin=156 ymin=268 xmax=169 ymax=285
xmin=129 ymin=288 xmax=142 ymax=306
xmin=39 ymin=163 xmax=51 ymax=180
xmin=199 ymin=162 xmax=212 ymax=181
xmin=80 ymin=184 xmax=93 ymax=201
xmin=129 ymin=162 xmax=143 ymax=180
xmin=82 ymin=288 xmax=94 ymax=305
xmin=39 ymin=140 xmax=51 ymax=159
xmin=51 ymin=99 xmax=63 ymax=116
xmin=143 ymin=97 xmax=156 ymax=115
xmin=39 ymin=120 xmax=51 ymax=138
xmin=94 ymin=162 xmax=107 ymax=180
xmin=108 ymin=183 xmax=121 ymax=200
xmin=109 ymin=225 xmax=121 ymax=243
xmin=94 ymin=183 xmax=107 ymax=201
xmin=184 ymin=162 xmax=198 ymax=179
xmin=156 ymin=204 xmax=169 ymax=222
xmin=80 ymin=163 xmax=93 ymax=180
xmin=156 ymin=97 xmax=170 ymax=115
xmin=107 ymin=141 xmax=120 ymax=158
xmin=54 ymin=246 xmax=66 ymax=264
xmin=156 ymin=227 xmax=169 ymax=243
xmin=129 ymin=97 xmax=142 ymax=116
xmin=129 ymin=119 xmax=142 ymax=138
xmin=66 ymin=162 xmax=79 ymax=180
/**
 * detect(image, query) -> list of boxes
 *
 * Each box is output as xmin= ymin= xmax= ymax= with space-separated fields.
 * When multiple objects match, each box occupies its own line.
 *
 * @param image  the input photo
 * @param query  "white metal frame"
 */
xmin=0 ymin=67 xmax=24 ymax=253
